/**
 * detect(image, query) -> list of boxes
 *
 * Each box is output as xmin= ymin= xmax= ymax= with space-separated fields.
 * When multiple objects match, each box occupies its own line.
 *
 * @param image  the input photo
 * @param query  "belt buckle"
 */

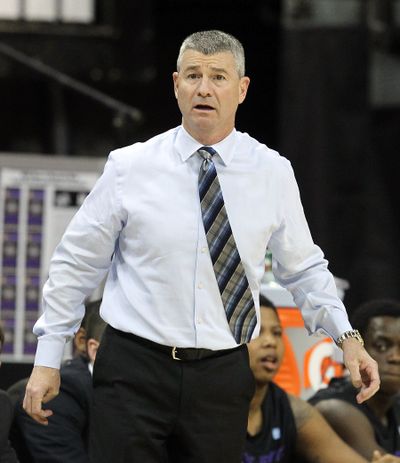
xmin=172 ymin=346 xmax=181 ymax=361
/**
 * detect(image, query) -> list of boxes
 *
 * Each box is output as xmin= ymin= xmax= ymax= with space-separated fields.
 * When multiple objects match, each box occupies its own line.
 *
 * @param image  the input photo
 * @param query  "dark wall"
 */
xmin=0 ymin=1 xmax=281 ymax=155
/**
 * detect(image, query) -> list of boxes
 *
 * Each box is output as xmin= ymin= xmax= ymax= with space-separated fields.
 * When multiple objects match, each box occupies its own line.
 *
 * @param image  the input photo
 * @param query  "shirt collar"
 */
xmin=175 ymin=125 xmax=237 ymax=166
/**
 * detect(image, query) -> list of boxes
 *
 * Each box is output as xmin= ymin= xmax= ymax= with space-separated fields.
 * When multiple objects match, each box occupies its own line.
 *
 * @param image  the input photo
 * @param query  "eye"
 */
xmin=273 ymin=329 xmax=282 ymax=338
xmin=187 ymin=73 xmax=199 ymax=80
xmin=373 ymin=339 xmax=389 ymax=352
xmin=213 ymin=74 xmax=226 ymax=81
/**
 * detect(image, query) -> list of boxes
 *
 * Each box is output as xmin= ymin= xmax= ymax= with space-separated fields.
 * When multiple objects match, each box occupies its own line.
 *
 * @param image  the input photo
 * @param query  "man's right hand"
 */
xmin=23 ymin=365 xmax=61 ymax=425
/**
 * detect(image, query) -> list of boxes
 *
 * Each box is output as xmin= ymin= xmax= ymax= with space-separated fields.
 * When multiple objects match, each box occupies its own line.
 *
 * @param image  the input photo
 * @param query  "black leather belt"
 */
xmin=109 ymin=326 xmax=241 ymax=361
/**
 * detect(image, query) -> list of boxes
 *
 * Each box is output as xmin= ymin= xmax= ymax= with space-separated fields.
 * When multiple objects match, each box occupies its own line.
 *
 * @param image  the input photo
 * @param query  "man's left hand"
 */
xmin=341 ymin=337 xmax=380 ymax=403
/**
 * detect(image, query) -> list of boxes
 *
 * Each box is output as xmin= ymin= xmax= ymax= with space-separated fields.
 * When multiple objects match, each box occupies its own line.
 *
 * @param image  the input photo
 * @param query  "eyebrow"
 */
xmin=183 ymin=65 xmax=228 ymax=74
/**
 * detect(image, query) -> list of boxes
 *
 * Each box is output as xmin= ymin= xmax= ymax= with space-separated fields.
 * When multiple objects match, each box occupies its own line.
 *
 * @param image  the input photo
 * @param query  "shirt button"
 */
xmin=201 ymin=247 xmax=207 ymax=253
xmin=197 ymin=318 xmax=203 ymax=324
xmin=198 ymin=282 xmax=203 ymax=289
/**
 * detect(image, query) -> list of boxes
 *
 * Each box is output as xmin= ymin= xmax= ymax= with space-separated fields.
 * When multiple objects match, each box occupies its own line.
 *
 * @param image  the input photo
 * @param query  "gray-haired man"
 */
xmin=24 ymin=30 xmax=379 ymax=462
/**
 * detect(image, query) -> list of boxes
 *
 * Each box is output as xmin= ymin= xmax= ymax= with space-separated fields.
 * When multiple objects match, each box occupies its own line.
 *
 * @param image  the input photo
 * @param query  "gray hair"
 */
xmin=177 ymin=30 xmax=246 ymax=78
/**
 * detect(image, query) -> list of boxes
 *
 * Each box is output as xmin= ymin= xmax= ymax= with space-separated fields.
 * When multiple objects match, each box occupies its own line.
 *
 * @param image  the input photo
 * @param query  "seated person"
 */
xmin=0 ymin=324 xmax=18 ymax=463
xmin=11 ymin=300 xmax=106 ymax=463
xmin=7 ymin=299 xmax=100 ymax=409
xmin=309 ymin=299 xmax=400 ymax=460
xmin=243 ymin=295 xmax=399 ymax=463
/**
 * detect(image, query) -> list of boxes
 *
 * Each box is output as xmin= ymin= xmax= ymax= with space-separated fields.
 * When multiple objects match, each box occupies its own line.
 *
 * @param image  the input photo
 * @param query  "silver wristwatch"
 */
xmin=336 ymin=329 xmax=364 ymax=349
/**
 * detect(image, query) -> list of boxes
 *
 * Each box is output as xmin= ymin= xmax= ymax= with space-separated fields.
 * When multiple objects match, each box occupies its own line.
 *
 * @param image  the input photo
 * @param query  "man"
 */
xmin=23 ymin=30 xmax=379 ymax=463
xmin=310 ymin=299 xmax=400 ymax=461
xmin=245 ymin=296 xmax=400 ymax=463
xmin=11 ymin=300 xmax=106 ymax=462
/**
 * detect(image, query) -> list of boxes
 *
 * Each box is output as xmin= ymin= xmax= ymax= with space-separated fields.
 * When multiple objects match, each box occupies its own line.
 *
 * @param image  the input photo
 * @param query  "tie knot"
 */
xmin=198 ymin=146 xmax=217 ymax=160
xmin=198 ymin=147 xmax=217 ymax=171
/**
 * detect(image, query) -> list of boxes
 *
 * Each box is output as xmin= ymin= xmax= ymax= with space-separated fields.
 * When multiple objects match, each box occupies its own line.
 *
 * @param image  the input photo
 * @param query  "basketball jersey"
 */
xmin=243 ymin=382 xmax=297 ymax=463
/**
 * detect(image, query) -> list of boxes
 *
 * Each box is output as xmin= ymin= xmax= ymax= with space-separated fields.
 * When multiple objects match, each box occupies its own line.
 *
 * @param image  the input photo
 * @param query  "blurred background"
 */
xmin=0 ymin=0 xmax=399 ymax=381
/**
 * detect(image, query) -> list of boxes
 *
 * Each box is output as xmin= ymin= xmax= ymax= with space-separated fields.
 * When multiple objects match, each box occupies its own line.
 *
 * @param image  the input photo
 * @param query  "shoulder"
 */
xmin=288 ymin=394 xmax=315 ymax=430
xmin=309 ymin=377 xmax=357 ymax=404
xmin=59 ymin=357 xmax=92 ymax=400
xmin=309 ymin=378 xmax=364 ymax=419
xmin=267 ymin=382 xmax=292 ymax=406
xmin=267 ymin=383 xmax=297 ymax=426
xmin=312 ymin=396 xmax=374 ymax=435
xmin=235 ymin=130 xmax=295 ymax=177
xmin=109 ymin=127 xmax=178 ymax=163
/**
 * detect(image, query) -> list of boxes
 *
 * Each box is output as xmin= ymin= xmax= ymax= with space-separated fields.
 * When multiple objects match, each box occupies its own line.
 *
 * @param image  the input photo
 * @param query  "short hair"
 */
xmin=350 ymin=299 xmax=400 ymax=337
xmin=260 ymin=294 xmax=278 ymax=315
xmin=177 ymin=30 xmax=246 ymax=77
xmin=85 ymin=303 xmax=106 ymax=343
xmin=82 ymin=299 xmax=102 ymax=331
xmin=0 ymin=323 xmax=4 ymax=353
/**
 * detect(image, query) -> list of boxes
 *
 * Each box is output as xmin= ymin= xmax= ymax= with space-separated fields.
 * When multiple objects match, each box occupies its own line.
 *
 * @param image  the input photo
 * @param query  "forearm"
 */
xmin=34 ymin=154 xmax=123 ymax=368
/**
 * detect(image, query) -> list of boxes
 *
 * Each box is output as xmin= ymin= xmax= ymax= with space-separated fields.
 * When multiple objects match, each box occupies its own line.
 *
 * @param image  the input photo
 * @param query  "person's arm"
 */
xmin=268 ymin=158 xmax=379 ymax=401
xmin=313 ymin=398 xmax=386 ymax=460
xmin=24 ymin=152 xmax=125 ymax=423
xmin=289 ymin=394 xmax=369 ymax=463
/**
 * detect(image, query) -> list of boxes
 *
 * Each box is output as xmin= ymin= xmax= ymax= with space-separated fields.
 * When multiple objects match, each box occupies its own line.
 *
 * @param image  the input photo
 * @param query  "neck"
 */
xmin=182 ymin=120 xmax=233 ymax=146
xmin=247 ymin=383 xmax=269 ymax=436
xmin=249 ymin=383 xmax=269 ymax=413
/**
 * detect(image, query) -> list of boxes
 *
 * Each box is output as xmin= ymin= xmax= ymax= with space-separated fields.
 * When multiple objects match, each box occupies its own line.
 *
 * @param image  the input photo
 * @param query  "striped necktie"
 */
xmin=198 ymin=146 xmax=257 ymax=343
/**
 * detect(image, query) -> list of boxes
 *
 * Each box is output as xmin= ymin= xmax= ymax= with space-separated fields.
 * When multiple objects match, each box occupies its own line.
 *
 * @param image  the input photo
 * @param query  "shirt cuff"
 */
xmin=34 ymin=336 xmax=66 ymax=369
xmin=319 ymin=308 xmax=353 ymax=342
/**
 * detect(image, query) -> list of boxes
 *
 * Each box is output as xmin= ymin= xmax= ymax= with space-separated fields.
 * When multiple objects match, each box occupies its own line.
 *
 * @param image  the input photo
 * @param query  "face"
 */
xmin=173 ymin=50 xmax=250 ymax=145
xmin=364 ymin=316 xmax=400 ymax=395
xmin=247 ymin=306 xmax=284 ymax=386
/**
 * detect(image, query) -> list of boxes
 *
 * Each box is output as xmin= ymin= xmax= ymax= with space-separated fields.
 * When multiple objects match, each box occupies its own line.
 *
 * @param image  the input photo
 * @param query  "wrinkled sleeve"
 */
xmin=34 ymin=152 xmax=126 ymax=368
xmin=268 ymin=159 xmax=352 ymax=340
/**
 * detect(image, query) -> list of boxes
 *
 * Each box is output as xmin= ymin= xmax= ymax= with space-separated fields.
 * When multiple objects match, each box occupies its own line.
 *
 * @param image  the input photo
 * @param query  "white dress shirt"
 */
xmin=34 ymin=126 xmax=352 ymax=368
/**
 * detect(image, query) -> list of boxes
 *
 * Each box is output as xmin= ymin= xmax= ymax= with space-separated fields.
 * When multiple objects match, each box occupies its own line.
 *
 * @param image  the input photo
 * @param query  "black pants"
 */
xmin=89 ymin=326 xmax=255 ymax=463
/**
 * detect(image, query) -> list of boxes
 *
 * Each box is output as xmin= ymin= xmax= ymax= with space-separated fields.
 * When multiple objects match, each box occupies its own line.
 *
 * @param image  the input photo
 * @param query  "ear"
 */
xmin=86 ymin=338 xmax=100 ymax=363
xmin=238 ymin=76 xmax=250 ymax=104
xmin=173 ymin=72 xmax=179 ymax=99
xmin=73 ymin=327 xmax=87 ymax=356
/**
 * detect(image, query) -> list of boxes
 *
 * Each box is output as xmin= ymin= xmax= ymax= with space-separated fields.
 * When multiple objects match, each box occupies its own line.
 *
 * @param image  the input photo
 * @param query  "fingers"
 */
xmin=356 ymin=377 xmax=380 ymax=403
xmin=356 ymin=362 xmax=380 ymax=404
xmin=23 ymin=387 xmax=53 ymax=425
xmin=372 ymin=450 xmax=382 ymax=462
xmin=342 ymin=339 xmax=380 ymax=403
xmin=22 ymin=365 xmax=61 ymax=425
xmin=346 ymin=359 xmax=362 ymax=389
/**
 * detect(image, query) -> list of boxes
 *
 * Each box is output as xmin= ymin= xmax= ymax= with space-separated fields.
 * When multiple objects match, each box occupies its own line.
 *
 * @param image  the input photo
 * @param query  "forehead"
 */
xmin=367 ymin=316 xmax=400 ymax=338
xmin=260 ymin=306 xmax=281 ymax=327
xmin=179 ymin=50 xmax=237 ymax=71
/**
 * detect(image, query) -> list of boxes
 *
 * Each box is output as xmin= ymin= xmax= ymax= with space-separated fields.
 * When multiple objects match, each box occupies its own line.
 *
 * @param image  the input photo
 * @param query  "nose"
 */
xmin=387 ymin=344 xmax=400 ymax=364
xmin=197 ymin=77 xmax=212 ymax=97
xmin=260 ymin=333 xmax=277 ymax=348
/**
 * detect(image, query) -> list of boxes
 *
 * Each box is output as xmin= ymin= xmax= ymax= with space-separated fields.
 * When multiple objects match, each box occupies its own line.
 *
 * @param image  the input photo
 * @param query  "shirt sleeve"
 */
xmin=33 ymin=152 xmax=126 ymax=368
xmin=268 ymin=159 xmax=353 ymax=341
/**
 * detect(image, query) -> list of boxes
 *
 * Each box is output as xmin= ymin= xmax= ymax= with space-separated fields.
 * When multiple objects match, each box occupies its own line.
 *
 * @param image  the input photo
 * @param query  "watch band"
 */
xmin=336 ymin=329 xmax=364 ymax=349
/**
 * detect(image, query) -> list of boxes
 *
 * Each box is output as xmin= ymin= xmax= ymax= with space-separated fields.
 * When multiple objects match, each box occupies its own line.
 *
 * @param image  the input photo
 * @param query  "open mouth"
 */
xmin=194 ymin=104 xmax=215 ymax=111
xmin=260 ymin=355 xmax=278 ymax=371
